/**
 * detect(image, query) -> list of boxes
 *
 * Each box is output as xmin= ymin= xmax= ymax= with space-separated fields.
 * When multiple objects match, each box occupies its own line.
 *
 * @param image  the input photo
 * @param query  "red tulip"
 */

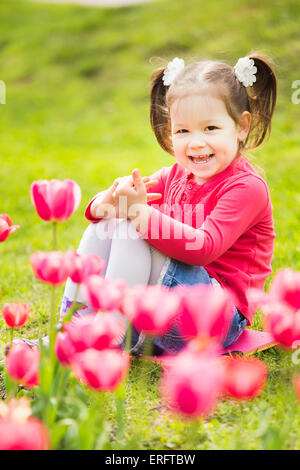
xmin=71 ymin=349 xmax=130 ymax=392
xmin=223 ymin=357 xmax=267 ymax=400
xmin=293 ymin=373 xmax=300 ymax=403
xmin=269 ymin=269 xmax=300 ymax=311
xmin=176 ymin=284 xmax=235 ymax=344
xmin=59 ymin=313 xmax=126 ymax=357
xmin=122 ymin=285 xmax=181 ymax=336
xmin=82 ymin=275 xmax=127 ymax=312
xmin=160 ymin=347 xmax=225 ymax=418
xmin=0 ymin=398 xmax=49 ymax=450
xmin=2 ymin=303 xmax=30 ymax=328
xmin=68 ymin=251 xmax=105 ymax=284
xmin=0 ymin=214 xmax=20 ymax=242
xmin=6 ymin=342 xmax=39 ymax=388
xmin=30 ymin=251 xmax=74 ymax=285
xmin=262 ymin=302 xmax=300 ymax=348
xmin=55 ymin=331 xmax=76 ymax=367
xmin=30 ymin=179 xmax=81 ymax=223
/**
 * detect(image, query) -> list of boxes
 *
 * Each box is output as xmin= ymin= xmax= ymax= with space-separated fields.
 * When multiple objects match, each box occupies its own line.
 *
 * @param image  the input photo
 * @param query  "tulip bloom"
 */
xmin=262 ymin=302 xmax=300 ymax=349
xmin=68 ymin=251 xmax=105 ymax=284
xmin=160 ymin=348 xmax=225 ymax=418
xmin=0 ymin=214 xmax=20 ymax=242
xmin=55 ymin=331 xmax=76 ymax=367
xmin=269 ymin=269 xmax=300 ymax=310
xmin=56 ymin=313 xmax=126 ymax=367
xmin=0 ymin=398 xmax=49 ymax=450
xmin=30 ymin=251 xmax=74 ymax=285
xmin=176 ymin=284 xmax=235 ymax=344
xmin=30 ymin=179 xmax=81 ymax=223
xmin=82 ymin=275 xmax=127 ymax=312
xmin=222 ymin=357 xmax=267 ymax=400
xmin=122 ymin=285 xmax=181 ymax=336
xmin=72 ymin=349 xmax=130 ymax=392
xmin=6 ymin=342 xmax=40 ymax=388
xmin=2 ymin=303 xmax=30 ymax=328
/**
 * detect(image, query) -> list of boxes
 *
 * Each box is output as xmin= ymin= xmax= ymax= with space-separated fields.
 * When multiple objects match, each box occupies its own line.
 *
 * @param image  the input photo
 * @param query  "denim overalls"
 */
xmin=125 ymin=257 xmax=248 ymax=356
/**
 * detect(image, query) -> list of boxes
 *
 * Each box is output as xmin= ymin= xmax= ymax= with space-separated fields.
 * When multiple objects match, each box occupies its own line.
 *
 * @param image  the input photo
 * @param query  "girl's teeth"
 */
xmin=191 ymin=154 xmax=213 ymax=164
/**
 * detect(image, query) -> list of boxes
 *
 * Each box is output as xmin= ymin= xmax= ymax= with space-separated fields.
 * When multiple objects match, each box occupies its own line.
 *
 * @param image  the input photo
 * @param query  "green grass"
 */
xmin=0 ymin=0 xmax=300 ymax=449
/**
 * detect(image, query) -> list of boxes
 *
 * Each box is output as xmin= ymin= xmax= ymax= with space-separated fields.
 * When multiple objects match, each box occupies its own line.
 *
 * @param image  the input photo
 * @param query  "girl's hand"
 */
xmin=91 ymin=172 xmax=161 ymax=219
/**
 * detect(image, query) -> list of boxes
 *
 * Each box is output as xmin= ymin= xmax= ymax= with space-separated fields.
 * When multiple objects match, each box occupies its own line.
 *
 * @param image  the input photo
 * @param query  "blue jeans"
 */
xmin=125 ymin=258 xmax=247 ymax=356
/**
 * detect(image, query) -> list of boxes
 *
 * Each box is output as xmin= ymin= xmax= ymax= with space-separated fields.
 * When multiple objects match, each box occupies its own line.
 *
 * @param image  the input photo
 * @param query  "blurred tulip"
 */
xmin=160 ymin=347 xmax=225 ymax=418
xmin=269 ymin=269 xmax=300 ymax=311
xmin=72 ymin=349 xmax=130 ymax=392
xmin=82 ymin=275 xmax=127 ymax=312
xmin=262 ymin=302 xmax=300 ymax=348
xmin=58 ymin=313 xmax=126 ymax=359
xmin=55 ymin=331 xmax=76 ymax=367
xmin=223 ymin=357 xmax=267 ymax=400
xmin=122 ymin=285 xmax=180 ymax=336
xmin=68 ymin=251 xmax=105 ymax=284
xmin=6 ymin=342 xmax=39 ymax=388
xmin=2 ymin=303 xmax=30 ymax=328
xmin=30 ymin=251 xmax=73 ymax=285
xmin=176 ymin=284 xmax=235 ymax=344
xmin=30 ymin=179 xmax=81 ymax=223
xmin=0 ymin=398 xmax=49 ymax=450
xmin=0 ymin=214 xmax=20 ymax=242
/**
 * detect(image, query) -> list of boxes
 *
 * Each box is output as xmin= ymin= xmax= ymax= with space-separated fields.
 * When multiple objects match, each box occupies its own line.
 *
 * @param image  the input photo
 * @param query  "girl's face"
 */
xmin=170 ymin=93 xmax=251 ymax=184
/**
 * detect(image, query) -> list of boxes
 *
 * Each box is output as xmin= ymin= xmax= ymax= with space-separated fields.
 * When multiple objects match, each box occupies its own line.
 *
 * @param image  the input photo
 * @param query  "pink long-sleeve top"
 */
xmin=85 ymin=155 xmax=275 ymax=325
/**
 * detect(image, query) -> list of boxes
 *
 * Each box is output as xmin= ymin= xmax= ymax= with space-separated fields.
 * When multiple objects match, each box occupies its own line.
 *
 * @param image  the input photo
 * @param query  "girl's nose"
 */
xmin=188 ymin=132 xmax=206 ymax=149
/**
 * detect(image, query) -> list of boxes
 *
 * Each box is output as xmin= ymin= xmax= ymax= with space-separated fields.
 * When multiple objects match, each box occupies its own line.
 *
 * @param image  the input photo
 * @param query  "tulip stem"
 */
xmin=143 ymin=335 xmax=153 ymax=357
xmin=52 ymin=222 xmax=57 ymax=251
xmin=49 ymin=284 xmax=56 ymax=351
xmin=9 ymin=329 xmax=14 ymax=348
xmin=125 ymin=323 xmax=132 ymax=353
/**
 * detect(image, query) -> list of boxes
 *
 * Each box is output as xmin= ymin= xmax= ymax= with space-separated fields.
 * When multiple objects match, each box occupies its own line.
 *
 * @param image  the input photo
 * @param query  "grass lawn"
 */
xmin=0 ymin=0 xmax=300 ymax=449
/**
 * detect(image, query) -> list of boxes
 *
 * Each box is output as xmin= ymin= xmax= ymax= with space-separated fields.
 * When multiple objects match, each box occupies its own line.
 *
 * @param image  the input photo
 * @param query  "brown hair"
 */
xmin=150 ymin=52 xmax=277 ymax=156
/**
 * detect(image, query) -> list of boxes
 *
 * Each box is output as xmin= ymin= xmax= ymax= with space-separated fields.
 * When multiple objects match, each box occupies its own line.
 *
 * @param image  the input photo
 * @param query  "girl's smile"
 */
xmin=170 ymin=93 xmax=250 ymax=184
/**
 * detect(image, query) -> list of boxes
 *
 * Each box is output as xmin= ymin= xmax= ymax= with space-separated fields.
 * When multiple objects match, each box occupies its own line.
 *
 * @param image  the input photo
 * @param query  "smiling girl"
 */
xmin=61 ymin=52 xmax=277 ymax=355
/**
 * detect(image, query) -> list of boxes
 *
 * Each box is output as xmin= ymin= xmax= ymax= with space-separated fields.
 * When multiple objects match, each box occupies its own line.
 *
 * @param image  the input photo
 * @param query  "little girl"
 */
xmin=61 ymin=52 xmax=277 ymax=355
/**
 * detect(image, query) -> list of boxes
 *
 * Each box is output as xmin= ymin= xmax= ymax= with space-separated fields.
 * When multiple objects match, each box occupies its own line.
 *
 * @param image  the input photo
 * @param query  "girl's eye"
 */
xmin=176 ymin=129 xmax=189 ymax=134
xmin=205 ymin=126 xmax=218 ymax=131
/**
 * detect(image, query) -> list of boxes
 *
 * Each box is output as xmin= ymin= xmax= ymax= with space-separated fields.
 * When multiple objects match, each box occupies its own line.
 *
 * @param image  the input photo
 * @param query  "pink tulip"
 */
xmin=293 ymin=373 xmax=300 ymax=403
xmin=72 ymin=349 xmax=130 ymax=392
xmin=269 ymin=269 xmax=300 ymax=311
xmin=122 ymin=285 xmax=181 ymax=336
xmin=68 ymin=251 xmax=105 ymax=284
xmin=82 ymin=275 xmax=127 ymax=312
xmin=0 ymin=214 xmax=20 ymax=242
xmin=160 ymin=347 xmax=225 ymax=417
xmin=0 ymin=398 xmax=49 ymax=450
xmin=6 ymin=342 xmax=39 ymax=388
xmin=61 ymin=313 xmax=125 ymax=354
xmin=2 ymin=303 xmax=30 ymax=328
xmin=176 ymin=284 xmax=235 ymax=344
xmin=223 ymin=357 xmax=267 ymax=400
xmin=30 ymin=179 xmax=81 ymax=223
xmin=30 ymin=251 xmax=74 ymax=285
xmin=262 ymin=302 xmax=300 ymax=348
xmin=55 ymin=331 xmax=76 ymax=367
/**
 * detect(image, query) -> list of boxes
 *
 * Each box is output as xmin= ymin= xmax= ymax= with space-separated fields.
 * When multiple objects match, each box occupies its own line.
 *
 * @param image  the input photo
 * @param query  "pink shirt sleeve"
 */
xmin=139 ymin=176 xmax=269 ymax=266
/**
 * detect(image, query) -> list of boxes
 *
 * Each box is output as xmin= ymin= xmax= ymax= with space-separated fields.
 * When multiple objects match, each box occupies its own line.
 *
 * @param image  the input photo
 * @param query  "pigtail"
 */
xmin=245 ymin=52 xmax=277 ymax=149
xmin=150 ymin=68 xmax=173 ymax=155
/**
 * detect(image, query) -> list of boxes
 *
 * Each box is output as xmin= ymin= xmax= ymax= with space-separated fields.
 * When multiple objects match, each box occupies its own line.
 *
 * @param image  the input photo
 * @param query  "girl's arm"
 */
xmin=138 ymin=176 xmax=270 ymax=266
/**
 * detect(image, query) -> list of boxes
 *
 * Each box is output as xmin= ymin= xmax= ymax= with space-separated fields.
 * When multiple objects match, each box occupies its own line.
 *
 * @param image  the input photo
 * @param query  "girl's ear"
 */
xmin=237 ymin=111 xmax=251 ymax=142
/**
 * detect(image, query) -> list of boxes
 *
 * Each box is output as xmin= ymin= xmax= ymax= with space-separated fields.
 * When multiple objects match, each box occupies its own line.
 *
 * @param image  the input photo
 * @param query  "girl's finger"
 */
xmin=145 ymin=180 xmax=159 ymax=189
xmin=132 ymin=169 xmax=145 ymax=193
xmin=146 ymin=193 xmax=162 ymax=201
